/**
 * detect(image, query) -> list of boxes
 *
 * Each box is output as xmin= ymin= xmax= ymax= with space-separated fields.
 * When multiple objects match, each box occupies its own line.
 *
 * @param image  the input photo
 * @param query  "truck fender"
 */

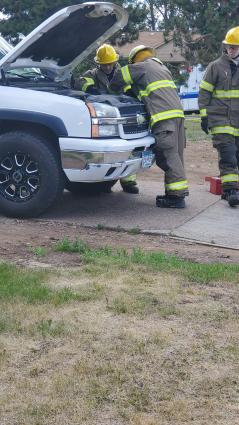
xmin=0 ymin=109 xmax=67 ymax=137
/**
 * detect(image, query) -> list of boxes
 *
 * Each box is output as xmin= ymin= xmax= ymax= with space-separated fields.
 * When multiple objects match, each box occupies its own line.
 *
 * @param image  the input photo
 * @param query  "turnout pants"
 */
xmin=212 ymin=134 xmax=239 ymax=192
xmin=120 ymin=174 xmax=137 ymax=187
xmin=153 ymin=118 xmax=189 ymax=197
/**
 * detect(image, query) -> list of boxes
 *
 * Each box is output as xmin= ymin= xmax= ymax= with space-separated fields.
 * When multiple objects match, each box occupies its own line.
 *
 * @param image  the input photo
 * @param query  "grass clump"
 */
xmin=128 ymin=227 xmax=141 ymax=235
xmin=185 ymin=116 xmax=211 ymax=141
xmin=0 ymin=316 xmax=23 ymax=334
xmin=129 ymin=249 xmax=239 ymax=284
xmin=28 ymin=246 xmax=48 ymax=257
xmin=35 ymin=319 xmax=66 ymax=338
xmin=0 ymin=263 xmax=87 ymax=305
xmin=109 ymin=290 xmax=178 ymax=317
xmin=53 ymin=238 xmax=239 ymax=285
xmin=54 ymin=237 xmax=89 ymax=254
xmin=96 ymin=223 xmax=105 ymax=230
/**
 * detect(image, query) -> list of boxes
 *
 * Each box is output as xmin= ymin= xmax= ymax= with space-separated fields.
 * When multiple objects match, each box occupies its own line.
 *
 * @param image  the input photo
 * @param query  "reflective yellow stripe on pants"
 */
xmin=221 ymin=174 xmax=239 ymax=184
xmin=200 ymin=108 xmax=207 ymax=117
xmin=121 ymin=175 xmax=137 ymax=185
xmin=165 ymin=180 xmax=188 ymax=191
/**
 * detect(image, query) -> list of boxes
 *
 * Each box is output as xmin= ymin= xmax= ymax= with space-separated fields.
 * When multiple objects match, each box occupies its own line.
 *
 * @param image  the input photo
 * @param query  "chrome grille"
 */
xmin=118 ymin=104 xmax=149 ymax=135
xmin=122 ymin=122 xmax=148 ymax=134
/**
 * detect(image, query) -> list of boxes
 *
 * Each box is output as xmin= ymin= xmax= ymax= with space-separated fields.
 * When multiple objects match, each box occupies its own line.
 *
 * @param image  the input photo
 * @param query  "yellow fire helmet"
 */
xmin=128 ymin=45 xmax=156 ymax=63
xmin=223 ymin=26 xmax=239 ymax=45
xmin=94 ymin=44 xmax=119 ymax=64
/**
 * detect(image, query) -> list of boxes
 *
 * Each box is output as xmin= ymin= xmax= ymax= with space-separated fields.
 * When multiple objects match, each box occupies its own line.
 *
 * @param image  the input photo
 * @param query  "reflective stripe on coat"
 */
xmin=109 ymin=58 xmax=184 ymax=128
xmin=74 ymin=63 xmax=129 ymax=93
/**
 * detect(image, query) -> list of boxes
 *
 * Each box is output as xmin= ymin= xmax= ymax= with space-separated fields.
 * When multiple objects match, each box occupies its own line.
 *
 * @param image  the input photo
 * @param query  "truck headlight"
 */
xmin=87 ymin=102 xmax=120 ymax=138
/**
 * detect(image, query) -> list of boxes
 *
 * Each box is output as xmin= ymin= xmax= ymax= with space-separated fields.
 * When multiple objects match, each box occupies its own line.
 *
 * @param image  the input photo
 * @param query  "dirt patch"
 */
xmin=0 ymin=217 xmax=238 ymax=267
xmin=0 ymin=141 xmax=237 ymax=267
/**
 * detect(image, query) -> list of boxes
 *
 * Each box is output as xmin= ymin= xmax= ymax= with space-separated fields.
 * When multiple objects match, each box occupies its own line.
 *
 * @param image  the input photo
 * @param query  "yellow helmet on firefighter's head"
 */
xmin=128 ymin=45 xmax=156 ymax=64
xmin=94 ymin=44 xmax=119 ymax=64
xmin=223 ymin=26 xmax=239 ymax=45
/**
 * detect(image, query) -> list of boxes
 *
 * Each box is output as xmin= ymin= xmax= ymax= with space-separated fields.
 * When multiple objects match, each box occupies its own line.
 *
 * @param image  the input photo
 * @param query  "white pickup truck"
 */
xmin=0 ymin=2 xmax=155 ymax=218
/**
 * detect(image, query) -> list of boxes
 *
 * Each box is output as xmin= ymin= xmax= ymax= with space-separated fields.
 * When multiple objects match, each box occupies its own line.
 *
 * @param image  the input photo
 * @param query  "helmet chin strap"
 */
xmin=231 ymin=55 xmax=239 ymax=66
xmin=226 ymin=50 xmax=239 ymax=60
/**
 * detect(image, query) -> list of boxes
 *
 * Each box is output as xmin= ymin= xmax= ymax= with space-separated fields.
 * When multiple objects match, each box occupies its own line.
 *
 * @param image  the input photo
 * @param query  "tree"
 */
xmin=160 ymin=0 xmax=239 ymax=65
xmin=145 ymin=0 xmax=157 ymax=30
xmin=145 ymin=0 xmax=177 ymax=31
xmin=0 ymin=0 xmax=82 ymax=43
xmin=107 ymin=0 xmax=148 ymax=45
xmin=0 ymin=0 xmax=148 ymax=45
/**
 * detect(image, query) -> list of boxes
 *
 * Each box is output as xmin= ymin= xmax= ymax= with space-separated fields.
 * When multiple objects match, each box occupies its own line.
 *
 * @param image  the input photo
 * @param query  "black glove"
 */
xmin=123 ymin=88 xmax=136 ymax=98
xmin=87 ymin=86 xmax=100 ymax=95
xmin=201 ymin=116 xmax=209 ymax=135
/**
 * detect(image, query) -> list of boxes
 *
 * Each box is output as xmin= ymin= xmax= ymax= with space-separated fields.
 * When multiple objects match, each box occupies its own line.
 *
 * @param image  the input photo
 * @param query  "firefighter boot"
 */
xmin=227 ymin=189 xmax=239 ymax=207
xmin=221 ymin=192 xmax=227 ymax=200
xmin=156 ymin=195 xmax=186 ymax=209
xmin=121 ymin=182 xmax=139 ymax=194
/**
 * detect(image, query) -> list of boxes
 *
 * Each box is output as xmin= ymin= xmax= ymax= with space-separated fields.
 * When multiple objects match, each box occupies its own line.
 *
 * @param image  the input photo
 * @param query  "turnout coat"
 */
xmin=199 ymin=53 xmax=239 ymax=136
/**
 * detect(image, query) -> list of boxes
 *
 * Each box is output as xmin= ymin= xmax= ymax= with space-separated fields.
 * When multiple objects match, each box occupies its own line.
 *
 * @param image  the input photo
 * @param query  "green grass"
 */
xmin=28 ymin=246 xmax=48 ymax=257
xmin=1 ymin=240 xmax=238 ymax=425
xmin=0 ymin=315 xmax=68 ymax=337
xmin=0 ymin=262 xmax=100 ymax=305
xmin=0 ymin=316 xmax=23 ymax=334
xmin=51 ymin=238 xmax=239 ymax=285
xmin=54 ymin=237 xmax=89 ymax=254
xmin=185 ymin=116 xmax=211 ymax=141
xmin=83 ymin=245 xmax=238 ymax=285
xmin=128 ymin=227 xmax=141 ymax=235
xmin=96 ymin=223 xmax=105 ymax=230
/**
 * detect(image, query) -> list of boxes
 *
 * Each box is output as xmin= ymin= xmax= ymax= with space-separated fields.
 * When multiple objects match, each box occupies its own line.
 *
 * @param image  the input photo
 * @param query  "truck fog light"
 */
xmin=98 ymin=125 xmax=119 ymax=137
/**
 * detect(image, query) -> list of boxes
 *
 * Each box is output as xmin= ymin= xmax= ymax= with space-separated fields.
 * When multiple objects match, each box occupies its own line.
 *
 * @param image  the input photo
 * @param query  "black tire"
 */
xmin=0 ymin=131 xmax=64 ymax=218
xmin=65 ymin=180 xmax=117 ymax=195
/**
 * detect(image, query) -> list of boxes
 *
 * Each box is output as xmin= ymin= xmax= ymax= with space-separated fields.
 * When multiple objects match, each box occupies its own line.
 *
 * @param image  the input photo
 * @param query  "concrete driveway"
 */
xmin=43 ymin=180 xmax=239 ymax=251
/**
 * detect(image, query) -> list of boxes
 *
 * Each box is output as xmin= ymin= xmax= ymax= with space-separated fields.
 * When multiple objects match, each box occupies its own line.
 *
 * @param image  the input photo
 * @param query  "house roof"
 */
xmin=116 ymin=31 xmax=171 ymax=58
xmin=115 ymin=31 xmax=186 ymax=63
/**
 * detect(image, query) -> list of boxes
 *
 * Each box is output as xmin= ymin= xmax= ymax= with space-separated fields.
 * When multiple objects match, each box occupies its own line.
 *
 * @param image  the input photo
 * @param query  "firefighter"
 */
xmin=73 ymin=44 xmax=139 ymax=194
xmin=109 ymin=45 xmax=189 ymax=208
xmin=199 ymin=26 xmax=239 ymax=207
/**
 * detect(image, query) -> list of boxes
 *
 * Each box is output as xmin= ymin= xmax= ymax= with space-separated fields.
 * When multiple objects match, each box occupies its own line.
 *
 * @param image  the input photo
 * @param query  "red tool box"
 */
xmin=205 ymin=176 xmax=222 ymax=195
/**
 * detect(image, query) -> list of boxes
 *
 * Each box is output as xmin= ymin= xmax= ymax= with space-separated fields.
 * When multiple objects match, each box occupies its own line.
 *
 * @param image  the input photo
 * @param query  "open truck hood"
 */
xmin=0 ymin=36 xmax=12 ymax=60
xmin=0 ymin=2 xmax=128 ymax=79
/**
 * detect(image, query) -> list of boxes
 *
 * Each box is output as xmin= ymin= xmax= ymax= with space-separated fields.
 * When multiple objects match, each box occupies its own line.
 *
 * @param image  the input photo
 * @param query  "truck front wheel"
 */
xmin=0 ymin=131 xmax=64 ymax=218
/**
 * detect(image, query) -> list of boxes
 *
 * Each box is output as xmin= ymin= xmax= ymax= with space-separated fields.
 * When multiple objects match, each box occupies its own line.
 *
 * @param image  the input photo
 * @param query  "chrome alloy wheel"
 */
xmin=0 ymin=152 xmax=40 ymax=202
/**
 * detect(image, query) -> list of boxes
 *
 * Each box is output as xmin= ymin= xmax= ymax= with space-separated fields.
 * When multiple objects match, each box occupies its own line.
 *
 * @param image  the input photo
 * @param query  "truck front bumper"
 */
xmin=59 ymin=135 xmax=155 ymax=182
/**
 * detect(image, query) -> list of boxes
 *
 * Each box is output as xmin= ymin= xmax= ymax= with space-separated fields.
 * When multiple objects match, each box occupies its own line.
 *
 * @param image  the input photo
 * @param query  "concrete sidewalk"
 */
xmin=43 ymin=181 xmax=239 ymax=251
xmin=173 ymin=198 xmax=239 ymax=249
